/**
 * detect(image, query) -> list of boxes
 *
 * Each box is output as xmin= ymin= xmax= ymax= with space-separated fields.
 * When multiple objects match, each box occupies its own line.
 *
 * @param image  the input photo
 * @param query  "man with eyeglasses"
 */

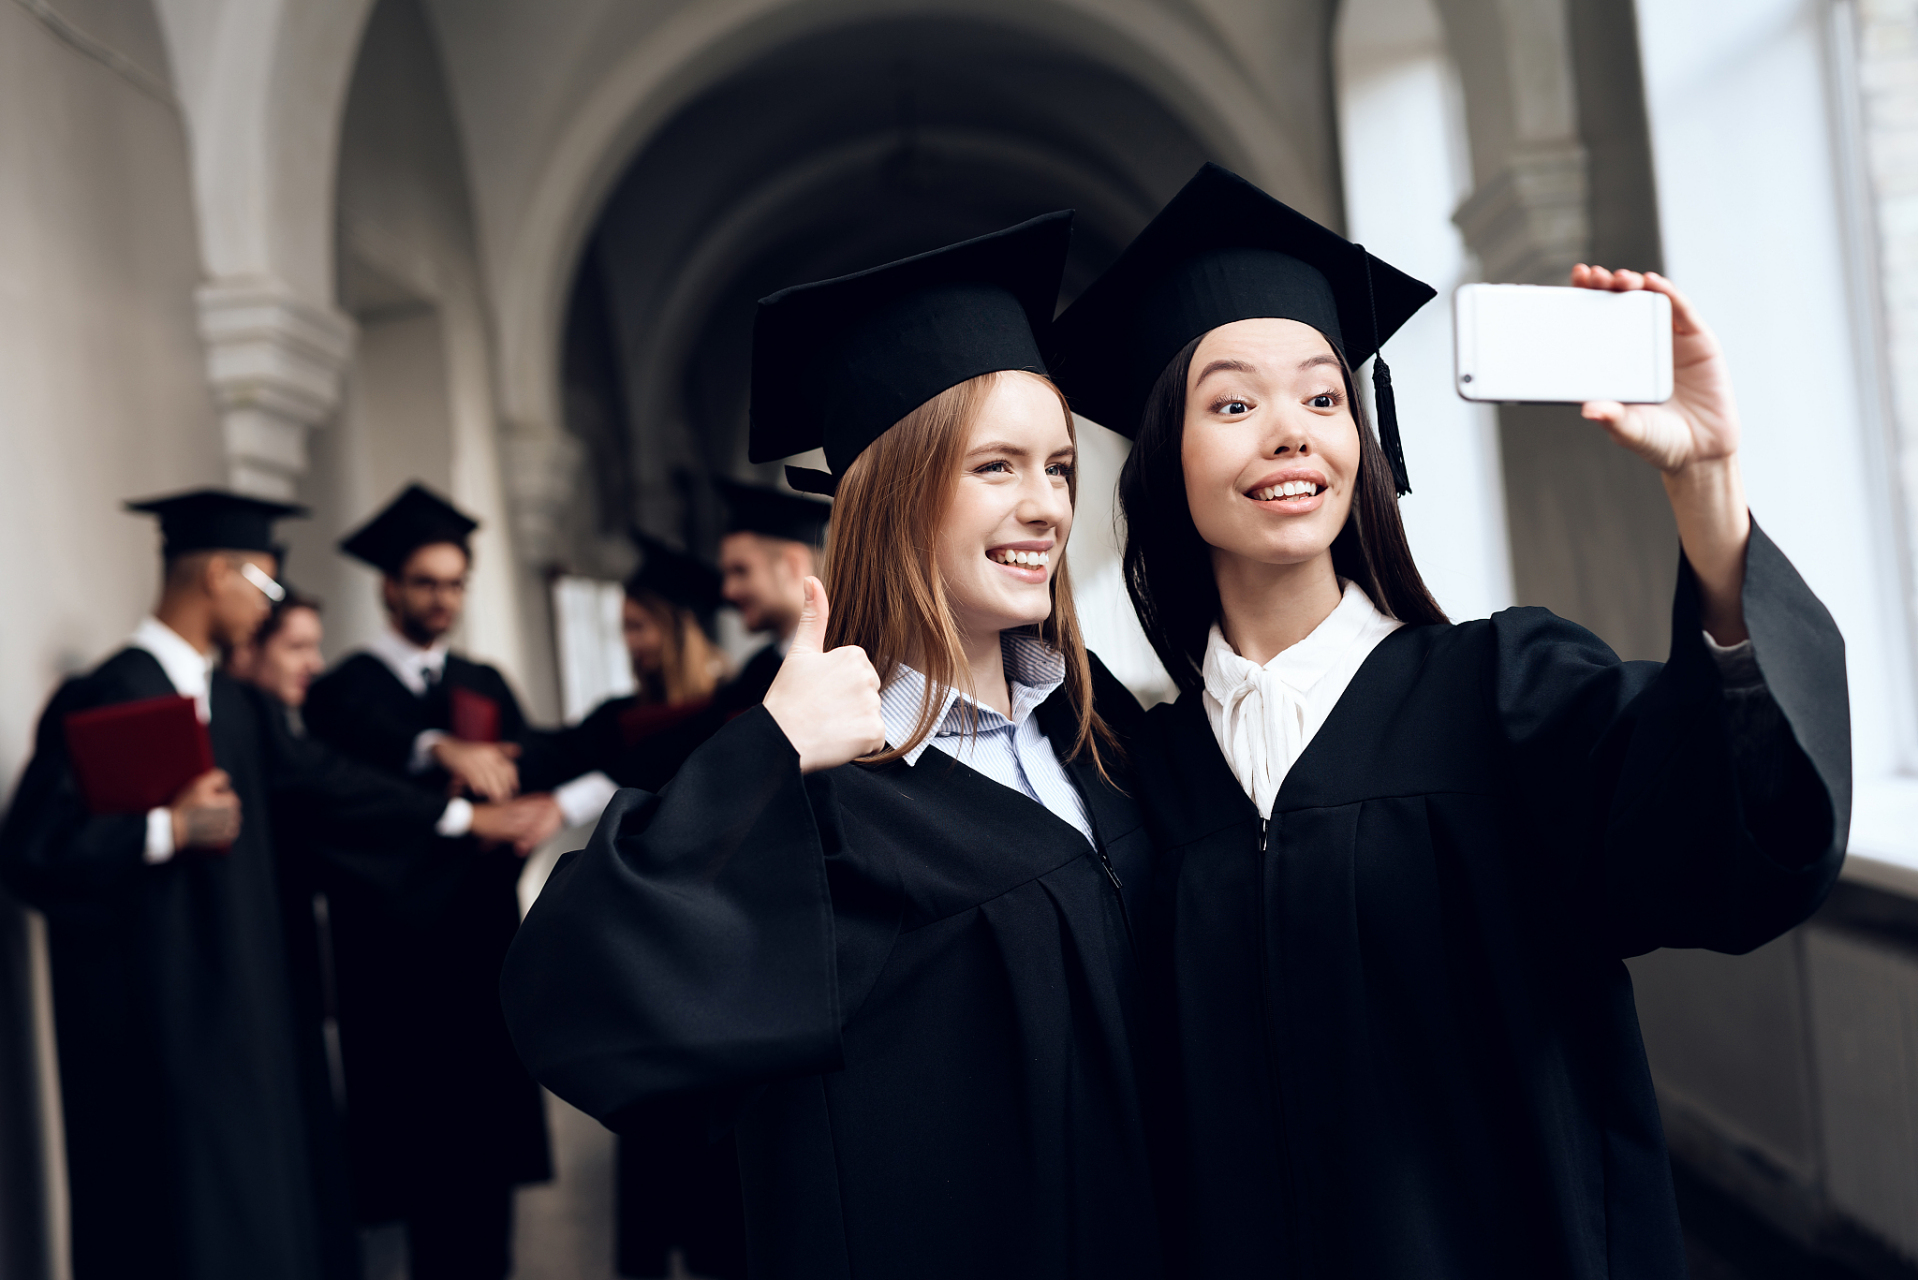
xmin=302 ymin=482 xmax=615 ymax=1280
xmin=0 ymin=489 xmax=525 ymax=1280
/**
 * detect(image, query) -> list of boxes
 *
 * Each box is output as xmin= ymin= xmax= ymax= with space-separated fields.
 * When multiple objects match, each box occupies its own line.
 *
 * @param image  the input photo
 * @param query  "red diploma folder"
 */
xmin=63 ymin=694 xmax=215 ymax=814
xmin=616 ymin=698 xmax=711 ymax=749
xmin=450 ymin=686 xmax=501 ymax=743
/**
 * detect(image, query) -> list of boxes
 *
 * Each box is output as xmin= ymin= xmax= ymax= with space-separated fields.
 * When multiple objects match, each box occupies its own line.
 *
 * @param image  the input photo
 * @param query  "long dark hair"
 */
xmin=1118 ymin=334 xmax=1447 ymax=696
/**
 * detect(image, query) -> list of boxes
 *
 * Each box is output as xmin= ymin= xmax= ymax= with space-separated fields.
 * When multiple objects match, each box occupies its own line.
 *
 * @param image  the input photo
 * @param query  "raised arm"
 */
xmin=1493 ymin=523 xmax=1847 ymax=958
xmin=1572 ymin=266 xmax=1750 ymax=644
xmin=499 ymin=708 xmax=845 ymax=1121
xmin=500 ymin=578 xmax=885 ymax=1120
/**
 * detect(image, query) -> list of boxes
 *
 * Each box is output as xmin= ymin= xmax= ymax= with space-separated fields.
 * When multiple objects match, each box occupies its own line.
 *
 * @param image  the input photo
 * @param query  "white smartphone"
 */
xmin=1453 ymin=283 xmax=1672 ymax=404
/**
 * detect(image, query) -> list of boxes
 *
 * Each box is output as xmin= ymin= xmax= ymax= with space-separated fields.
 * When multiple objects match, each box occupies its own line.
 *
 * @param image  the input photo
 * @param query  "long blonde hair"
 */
xmin=823 ymin=369 xmax=1112 ymax=772
xmin=629 ymin=591 xmax=722 ymax=705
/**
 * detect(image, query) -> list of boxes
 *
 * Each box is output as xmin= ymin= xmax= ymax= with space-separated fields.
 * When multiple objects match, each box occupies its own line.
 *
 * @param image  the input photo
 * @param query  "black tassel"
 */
xmin=1372 ymin=356 xmax=1410 ymax=497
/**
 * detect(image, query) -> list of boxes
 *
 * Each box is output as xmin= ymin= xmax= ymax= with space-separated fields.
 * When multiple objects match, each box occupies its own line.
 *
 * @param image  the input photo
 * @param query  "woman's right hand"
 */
xmin=433 ymin=736 xmax=521 ymax=802
xmin=762 ymin=577 xmax=885 ymax=773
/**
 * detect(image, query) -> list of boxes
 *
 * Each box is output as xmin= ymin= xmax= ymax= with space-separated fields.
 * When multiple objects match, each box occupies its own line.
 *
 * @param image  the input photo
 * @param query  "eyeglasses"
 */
xmin=400 ymin=576 xmax=467 ymax=597
xmin=238 ymin=561 xmax=286 ymax=603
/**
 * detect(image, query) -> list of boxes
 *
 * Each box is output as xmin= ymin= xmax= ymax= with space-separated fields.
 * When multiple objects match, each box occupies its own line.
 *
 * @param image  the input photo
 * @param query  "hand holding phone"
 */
xmin=1455 ymin=268 xmax=1739 ymax=474
xmin=1568 ymin=265 xmax=1739 ymax=473
xmin=1454 ymin=283 xmax=1672 ymax=405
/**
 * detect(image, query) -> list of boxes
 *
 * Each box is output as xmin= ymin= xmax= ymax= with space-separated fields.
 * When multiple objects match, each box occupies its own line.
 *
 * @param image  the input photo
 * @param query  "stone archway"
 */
xmin=482 ymin=0 xmax=1348 ymax=530
xmin=562 ymin=13 xmax=1231 ymax=544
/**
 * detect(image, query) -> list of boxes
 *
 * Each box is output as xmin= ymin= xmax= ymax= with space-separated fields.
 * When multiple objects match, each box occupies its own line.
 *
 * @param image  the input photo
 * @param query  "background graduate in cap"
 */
xmin=588 ymin=486 xmax=833 ymax=797
xmin=549 ymin=531 xmax=754 ymax=1279
xmin=301 ymin=482 xmax=618 ymax=1280
xmin=0 ymin=491 xmax=504 ymax=1280
xmin=713 ymin=476 xmax=830 ymax=710
xmin=503 ymin=211 xmax=1166 ymax=1280
xmin=1050 ymin=161 xmax=1850 ymax=1278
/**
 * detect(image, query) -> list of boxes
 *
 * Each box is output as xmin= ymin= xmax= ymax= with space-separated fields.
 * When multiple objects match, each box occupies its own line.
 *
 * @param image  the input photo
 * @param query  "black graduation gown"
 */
xmin=559 ymin=690 xmax=749 ymax=1276
xmin=717 ymin=642 xmax=784 ymax=713
xmin=300 ymin=652 xmax=553 ymax=1221
xmin=0 ymin=653 xmax=448 ymax=1280
xmin=1127 ymin=526 xmax=1849 ymax=1280
xmin=500 ymin=669 xmax=1164 ymax=1280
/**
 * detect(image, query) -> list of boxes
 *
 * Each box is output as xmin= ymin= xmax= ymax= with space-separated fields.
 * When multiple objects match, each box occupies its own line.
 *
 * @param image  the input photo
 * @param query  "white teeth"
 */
xmin=990 ymin=549 xmax=1050 ymax=567
xmin=1252 ymin=481 xmax=1322 ymax=501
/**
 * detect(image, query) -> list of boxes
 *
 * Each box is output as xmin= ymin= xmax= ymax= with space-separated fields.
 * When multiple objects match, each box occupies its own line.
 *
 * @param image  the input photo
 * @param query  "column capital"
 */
xmin=195 ymin=279 xmax=356 ymax=498
xmin=499 ymin=423 xmax=583 ymax=568
xmin=1452 ymin=142 xmax=1591 ymax=286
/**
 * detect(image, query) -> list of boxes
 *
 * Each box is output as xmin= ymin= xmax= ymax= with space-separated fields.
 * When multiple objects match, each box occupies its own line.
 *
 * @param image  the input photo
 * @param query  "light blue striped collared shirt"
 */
xmin=877 ymin=631 xmax=1095 ymax=847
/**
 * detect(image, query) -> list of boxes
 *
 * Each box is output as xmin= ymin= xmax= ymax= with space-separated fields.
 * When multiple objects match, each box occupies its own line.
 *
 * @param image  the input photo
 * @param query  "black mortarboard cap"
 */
xmin=1049 ymin=163 xmax=1435 ymax=494
xmin=626 ymin=529 xmax=723 ymax=615
xmin=750 ymin=210 xmax=1073 ymax=495
xmin=338 ymin=483 xmax=479 ymax=576
xmin=715 ymin=478 xmax=831 ymax=546
xmin=125 ymin=489 xmax=307 ymax=558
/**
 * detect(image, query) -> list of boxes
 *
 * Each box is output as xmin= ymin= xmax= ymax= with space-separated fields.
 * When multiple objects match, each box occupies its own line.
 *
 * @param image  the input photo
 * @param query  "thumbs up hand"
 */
xmin=762 ymin=577 xmax=886 ymax=774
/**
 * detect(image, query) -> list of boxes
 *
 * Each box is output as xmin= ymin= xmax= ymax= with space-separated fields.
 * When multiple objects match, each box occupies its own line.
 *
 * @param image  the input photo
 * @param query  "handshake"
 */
xmin=429 ymin=737 xmax=566 ymax=857
xmin=166 ymin=743 xmax=567 ymax=860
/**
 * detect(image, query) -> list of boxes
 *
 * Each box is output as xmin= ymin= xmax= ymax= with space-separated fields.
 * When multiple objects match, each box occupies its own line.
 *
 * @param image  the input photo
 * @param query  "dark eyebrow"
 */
xmin=1194 ymin=358 xmax=1258 ymax=386
xmin=1299 ymin=354 xmax=1342 ymax=372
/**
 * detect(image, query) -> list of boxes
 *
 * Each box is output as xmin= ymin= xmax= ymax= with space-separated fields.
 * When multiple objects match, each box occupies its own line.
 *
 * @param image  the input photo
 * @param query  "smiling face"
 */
xmin=1180 ymin=317 xmax=1361 ymax=575
xmin=622 ymin=596 xmax=668 ymax=677
xmin=933 ymin=372 xmax=1076 ymax=642
xmin=253 ymin=605 xmax=325 ymax=707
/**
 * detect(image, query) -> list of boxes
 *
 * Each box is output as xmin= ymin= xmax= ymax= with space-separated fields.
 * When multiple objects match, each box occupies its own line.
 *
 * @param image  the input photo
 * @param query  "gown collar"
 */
xmin=367 ymin=625 xmax=449 ymax=698
xmin=129 ymin=616 xmax=215 ymax=723
xmin=1199 ymin=581 xmax=1402 ymax=819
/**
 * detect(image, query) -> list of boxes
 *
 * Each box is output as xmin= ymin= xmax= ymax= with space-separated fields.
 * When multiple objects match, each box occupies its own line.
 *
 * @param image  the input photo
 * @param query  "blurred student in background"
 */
xmin=0 ymin=492 xmax=510 ymax=1280
xmin=713 ymin=478 xmax=830 ymax=711
xmin=302 ymin=483 xmax=616 ymax=1280
xmin=564 ymin=531 xmax=749 ymax=1277
xmin=226 ymin=585 xmax=325 ymax=715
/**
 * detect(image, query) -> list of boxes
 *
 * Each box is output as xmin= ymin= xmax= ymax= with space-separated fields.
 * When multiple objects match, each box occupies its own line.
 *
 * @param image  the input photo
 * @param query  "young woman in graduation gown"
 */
xmin=501 ymin=212 xmax=1164 ymax=1280
xmin=1047 ymin=163 xmax=1850 ymax=1279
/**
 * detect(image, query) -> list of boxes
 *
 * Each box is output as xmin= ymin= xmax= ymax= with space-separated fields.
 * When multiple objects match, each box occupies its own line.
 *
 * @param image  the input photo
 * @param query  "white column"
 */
xmin=1451 ymin=141 xmax=1591 ymax=285
xmin=1339 ymin=0 xmax=1516 ymax=622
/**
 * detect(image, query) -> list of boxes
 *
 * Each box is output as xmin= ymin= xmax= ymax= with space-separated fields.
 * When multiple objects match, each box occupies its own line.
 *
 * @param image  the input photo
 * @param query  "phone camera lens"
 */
xmin=1461 ymin=374 xmax=1474 ymax=383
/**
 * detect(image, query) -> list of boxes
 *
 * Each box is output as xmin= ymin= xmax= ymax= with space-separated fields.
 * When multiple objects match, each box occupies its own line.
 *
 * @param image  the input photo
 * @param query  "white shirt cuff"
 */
xmin=553 ymin=772 xmax=619 ymax=829
xmin=410 ymin=729 xmax=448 ymax=775
xmin=436 ymin=797 xmax=474 ymax=838
xmin=144 ymin=807 xmax=176 ymax=864
xmin=1701 ymin=630 xmax=1764 ymax=692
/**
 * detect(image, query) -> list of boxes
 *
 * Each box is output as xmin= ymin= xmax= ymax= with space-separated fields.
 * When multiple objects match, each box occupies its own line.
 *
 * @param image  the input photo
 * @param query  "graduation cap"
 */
xmin=125 ymin=489 xmax=307 ymax=558
xmin=750 ymin=210 xmax=1073 ymax=495
xmin=715 ymin=478 xmax=831 ymax=546
xmin=1049 ymin=163 xmax=1435 ymax=494
xmin=626 ymin=529 xmax=723 ymax=615
xmin=339 ymin=483 xmax=478 ymax=577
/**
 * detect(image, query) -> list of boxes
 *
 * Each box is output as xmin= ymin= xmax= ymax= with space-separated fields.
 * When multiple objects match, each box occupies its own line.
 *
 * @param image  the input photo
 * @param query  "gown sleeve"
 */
xmin=0 ymin=677 xmax=153 ymax=912
xmin=249 ymin=687 xmax=450 ymax=894
xmin=1493 ymin=521 xmax=1849 ymax=958
xmin=499 ymin=705 xmax=846 ymax=1125
xmin=303 ymin=664 xmax=422 ymax=777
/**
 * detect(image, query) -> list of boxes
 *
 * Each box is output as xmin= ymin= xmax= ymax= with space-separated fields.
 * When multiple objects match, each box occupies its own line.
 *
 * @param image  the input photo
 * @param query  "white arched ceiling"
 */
xmin=418 ymin=0 xmax=1340 ymax=454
